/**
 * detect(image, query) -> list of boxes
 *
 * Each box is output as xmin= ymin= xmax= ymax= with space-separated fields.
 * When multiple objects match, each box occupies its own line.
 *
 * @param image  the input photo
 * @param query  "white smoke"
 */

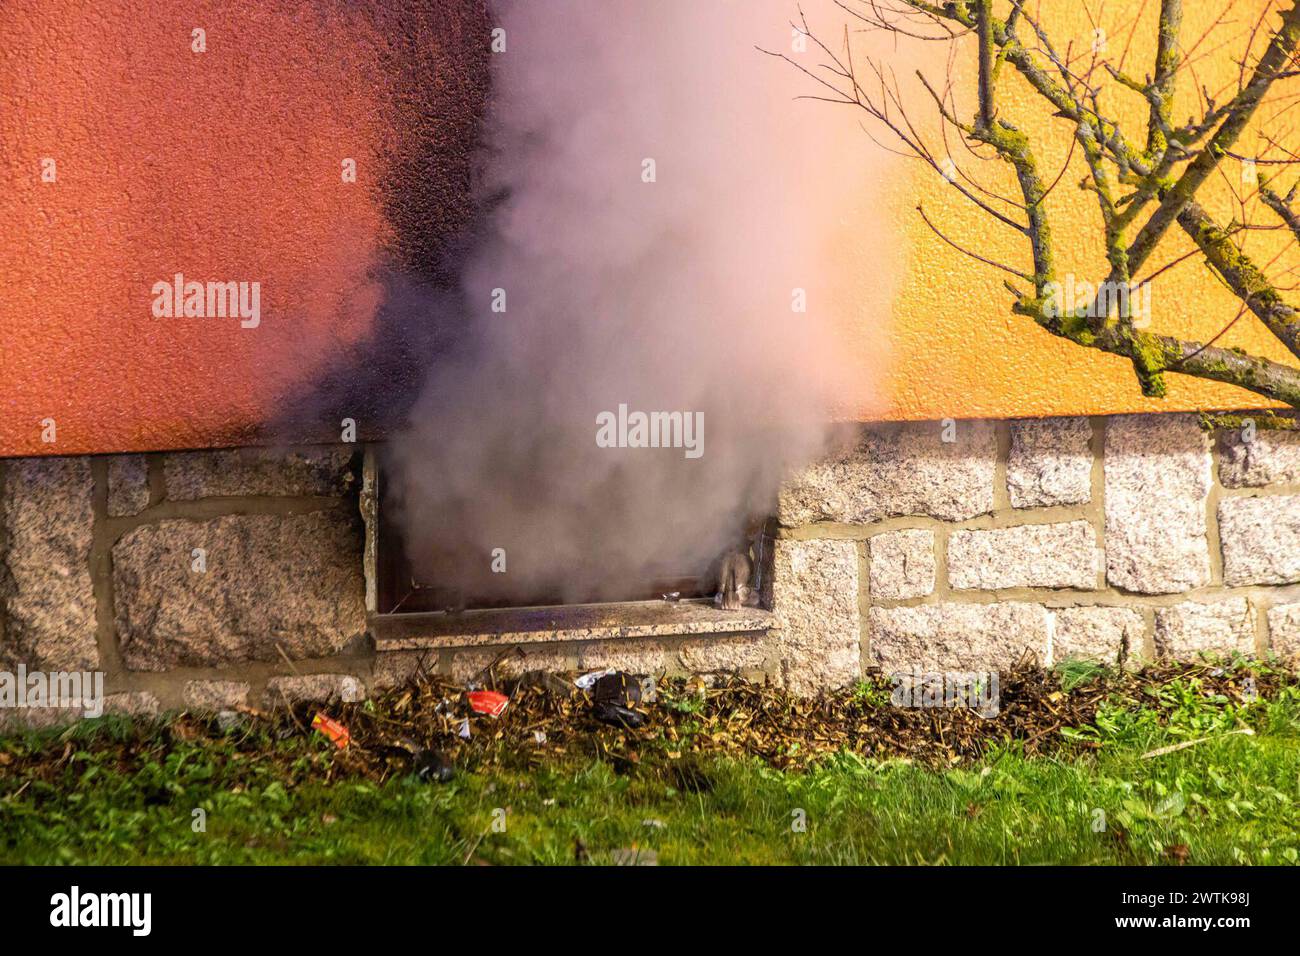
xmin=386 ymin=0 xmax=913 ymax=605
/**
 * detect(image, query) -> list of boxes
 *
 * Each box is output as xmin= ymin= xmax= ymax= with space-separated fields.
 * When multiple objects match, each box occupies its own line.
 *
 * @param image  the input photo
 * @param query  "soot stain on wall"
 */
xmin=274 ymin=0 xmax=494 ymax=438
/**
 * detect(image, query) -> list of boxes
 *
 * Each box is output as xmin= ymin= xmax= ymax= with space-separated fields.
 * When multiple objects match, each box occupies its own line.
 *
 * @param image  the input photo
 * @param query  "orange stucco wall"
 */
xmin=2 ymin=1 xmax=1295 ymax=458
xmin=870 ymin=0 xmax=1299 ymax=421
xmin=1 ymin=0 xmax=487 ymax=457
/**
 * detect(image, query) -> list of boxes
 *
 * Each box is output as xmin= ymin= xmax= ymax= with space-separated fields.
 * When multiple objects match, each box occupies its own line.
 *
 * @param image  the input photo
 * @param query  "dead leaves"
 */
xmin=237 ymin=659 xmax=1295 ymax=781
xmin=1 ymin=659 xmax=1289 ymax=790
xmin=302 ymin=661 xmax=1119 ymax=779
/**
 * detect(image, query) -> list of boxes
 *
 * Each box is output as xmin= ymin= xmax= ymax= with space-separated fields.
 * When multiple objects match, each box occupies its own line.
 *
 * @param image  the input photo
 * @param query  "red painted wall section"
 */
xmin=1 ymin=0 xmax=488 ymax=457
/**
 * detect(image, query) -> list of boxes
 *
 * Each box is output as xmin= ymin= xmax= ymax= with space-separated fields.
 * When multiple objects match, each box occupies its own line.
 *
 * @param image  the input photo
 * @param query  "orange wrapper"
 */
xmin=312 ymin=712 xmax=351 ymax=749
xmin=467 ymin=690 xmax=509 ymax=718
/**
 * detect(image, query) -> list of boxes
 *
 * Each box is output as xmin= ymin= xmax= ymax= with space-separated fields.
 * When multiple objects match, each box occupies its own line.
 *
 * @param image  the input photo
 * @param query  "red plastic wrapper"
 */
xmin=312 ymin=712 xmax=351 ymax=749
xmin=466 ymin=690 xmax=509 ymax=718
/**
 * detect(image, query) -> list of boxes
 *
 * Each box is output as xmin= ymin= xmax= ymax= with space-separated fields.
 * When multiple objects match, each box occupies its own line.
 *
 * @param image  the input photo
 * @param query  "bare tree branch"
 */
xmin=1177 ymin=199 xmax=1300 ymax=358
xmin=1148 ymin=0 xmax=1183 ymax=155
xmin=1013 ymin=299 xmax=1300 ymax=405
xmin=975 ymin=0 xmax=997 ymax=130
xmin=1122 ymin=3 xmax=1300 ymax=281
xmin=916 ymin=203 xmax=1032 ymax=280
xmin=776 ymin=0 xmax=1300 ymax=408
xmin=1260 ymin=176 xmax=1300 ymax=242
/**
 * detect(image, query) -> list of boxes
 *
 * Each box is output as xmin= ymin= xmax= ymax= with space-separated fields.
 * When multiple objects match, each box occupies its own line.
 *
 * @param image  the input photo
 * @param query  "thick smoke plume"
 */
xmin=386 ymin=0 xmax=913 ymax=606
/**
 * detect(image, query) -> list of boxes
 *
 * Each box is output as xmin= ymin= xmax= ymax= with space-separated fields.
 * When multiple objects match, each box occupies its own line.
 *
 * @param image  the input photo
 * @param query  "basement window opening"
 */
xmin=364 ymin=452 xmax=775 ymax=645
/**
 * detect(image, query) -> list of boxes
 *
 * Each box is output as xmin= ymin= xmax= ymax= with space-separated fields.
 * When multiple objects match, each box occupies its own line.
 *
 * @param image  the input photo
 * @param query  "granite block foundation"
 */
xmin=779 ymin=414 xmax=1300 ymax=681
xmin=2 ymin=412 xmax=1300 ymax=725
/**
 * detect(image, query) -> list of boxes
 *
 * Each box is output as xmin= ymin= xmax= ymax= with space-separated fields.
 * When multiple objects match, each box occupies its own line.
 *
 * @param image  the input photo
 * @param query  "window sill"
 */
xmin=370 ymin=599 xmax=773 ymax=651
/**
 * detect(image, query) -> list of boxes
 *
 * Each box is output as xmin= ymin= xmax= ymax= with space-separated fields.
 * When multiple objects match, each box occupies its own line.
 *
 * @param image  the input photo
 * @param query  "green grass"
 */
xmin=2 ymin=667 xmax=1299 ymax=865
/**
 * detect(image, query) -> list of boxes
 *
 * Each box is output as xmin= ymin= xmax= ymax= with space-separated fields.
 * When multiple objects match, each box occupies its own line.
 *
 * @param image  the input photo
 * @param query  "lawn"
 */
xmin=1 ymin=660 xmax=1298 ymax=865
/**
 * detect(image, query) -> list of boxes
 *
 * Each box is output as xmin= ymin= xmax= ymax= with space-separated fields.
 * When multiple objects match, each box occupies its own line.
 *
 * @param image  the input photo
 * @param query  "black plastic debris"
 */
xmin=587 ymin=672 xmax=654 ymax=727
xmin=592 ymin=672 xmax=644 ymax=707
xmin=412 ymin=748 xmax=455 ymax=783
xmin=592 ymin=700 xmax=648 ymax=729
